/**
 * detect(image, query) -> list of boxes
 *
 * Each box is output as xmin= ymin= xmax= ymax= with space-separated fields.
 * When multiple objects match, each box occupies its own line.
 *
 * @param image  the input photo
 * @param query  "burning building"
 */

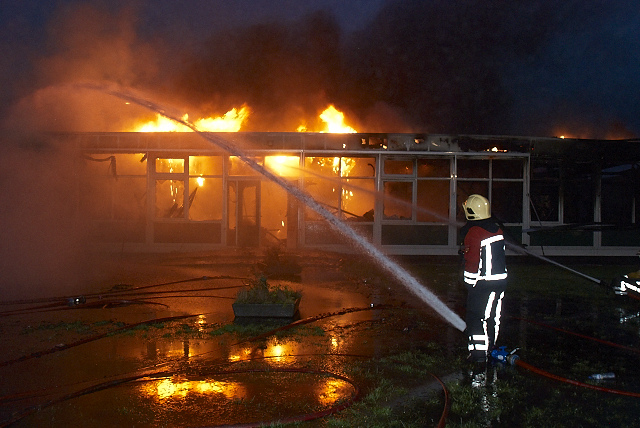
xmin=52 ymin=121 xmax=640 ymax=257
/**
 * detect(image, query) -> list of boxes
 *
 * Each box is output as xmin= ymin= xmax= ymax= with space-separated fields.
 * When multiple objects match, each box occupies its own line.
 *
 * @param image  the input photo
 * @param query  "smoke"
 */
xmin=0 ymin=3 xmax=164 ymax=298
xmin=174 ymin=10 xmax=347 ymax=131
xmin=2 ymin=0 xmax=639 ymax=136
xmin=1 ymin=2 xmax=168 ymax=133
xmin=0 ymin=137 xmax=95 ymax=299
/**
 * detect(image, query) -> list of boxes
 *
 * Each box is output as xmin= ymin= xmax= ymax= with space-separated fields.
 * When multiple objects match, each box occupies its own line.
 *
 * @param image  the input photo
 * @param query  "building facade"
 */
xmin=62 ymin=132 xmax=640 ymax=256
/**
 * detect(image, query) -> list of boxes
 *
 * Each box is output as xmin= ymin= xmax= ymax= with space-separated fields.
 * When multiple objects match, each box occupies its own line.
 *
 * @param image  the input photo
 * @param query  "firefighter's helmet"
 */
xmin=463 ymin=194 xmax=490 ymax=220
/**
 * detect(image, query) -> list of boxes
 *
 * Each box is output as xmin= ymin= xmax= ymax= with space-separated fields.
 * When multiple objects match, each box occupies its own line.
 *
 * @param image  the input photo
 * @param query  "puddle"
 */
xmin=16 ymin=370 xmax=357 ymax=427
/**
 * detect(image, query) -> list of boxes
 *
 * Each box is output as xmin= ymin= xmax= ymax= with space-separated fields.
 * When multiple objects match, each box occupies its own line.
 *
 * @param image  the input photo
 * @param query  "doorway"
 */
xmin=228 ymin=180 xmax=260 ymax=247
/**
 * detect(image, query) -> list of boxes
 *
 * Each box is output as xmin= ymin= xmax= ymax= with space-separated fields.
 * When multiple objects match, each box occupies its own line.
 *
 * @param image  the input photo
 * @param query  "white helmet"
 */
xmin=463 ymin=194 xmax=490 ymax=220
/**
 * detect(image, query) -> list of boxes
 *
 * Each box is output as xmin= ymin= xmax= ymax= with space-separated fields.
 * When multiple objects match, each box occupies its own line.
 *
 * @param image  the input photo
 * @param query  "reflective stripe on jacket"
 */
xmin=462 ymin=222 xmax=507 ymax=287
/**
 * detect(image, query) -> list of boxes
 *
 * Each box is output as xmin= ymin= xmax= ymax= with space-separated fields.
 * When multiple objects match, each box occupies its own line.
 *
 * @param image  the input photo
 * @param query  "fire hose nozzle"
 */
xmin=491 ymin=346 xmax=520 ymax=366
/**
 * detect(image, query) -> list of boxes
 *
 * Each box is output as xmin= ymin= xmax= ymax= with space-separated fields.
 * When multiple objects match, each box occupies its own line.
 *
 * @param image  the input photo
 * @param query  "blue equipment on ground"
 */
xmin=490 ymin=346 xmax=520 ymax=365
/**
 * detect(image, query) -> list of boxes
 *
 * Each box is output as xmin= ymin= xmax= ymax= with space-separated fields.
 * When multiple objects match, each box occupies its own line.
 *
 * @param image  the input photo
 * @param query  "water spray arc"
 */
xmin=77 ymin=83 xmax=466 ymax=332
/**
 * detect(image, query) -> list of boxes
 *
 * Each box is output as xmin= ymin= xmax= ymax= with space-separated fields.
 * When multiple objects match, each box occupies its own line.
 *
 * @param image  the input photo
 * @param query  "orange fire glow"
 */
xmin=130 ymin=106 xmax=249 ymax=132
xmin=264 ymin=155 xmax=300 ymax=177
xmin=127 ymin=103 xmax=357 ymax=133
xmin=298 ymin=105 xmax=357 ymax=133
xmin=319 ymin=105 xmax=357 ymax=133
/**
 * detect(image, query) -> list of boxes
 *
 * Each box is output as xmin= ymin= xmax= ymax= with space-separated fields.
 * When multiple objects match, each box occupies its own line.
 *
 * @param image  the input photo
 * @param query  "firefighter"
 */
xmin=459 ymin=194 xmax=508 ymax=363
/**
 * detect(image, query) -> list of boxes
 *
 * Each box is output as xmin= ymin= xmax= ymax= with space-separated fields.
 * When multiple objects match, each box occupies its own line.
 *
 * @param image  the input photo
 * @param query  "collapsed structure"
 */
xmin=58 ymin=132 xmax=640 ymax=257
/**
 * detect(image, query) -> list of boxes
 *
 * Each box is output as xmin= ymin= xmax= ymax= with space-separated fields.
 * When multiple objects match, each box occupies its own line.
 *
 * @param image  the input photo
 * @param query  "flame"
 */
xmin=193 ymin=106 xmax=249 ymax=132
xmin=297 ymin=105 xmax=357 ymax=133
xmin=264 ymin=155 xmax=300 ymax=177
xmin=135 ymin=114 xmax=190 ymax=132
xmin=130 ymin=106 xmax=249 ymax=132
xmin=319 ymin=105 xmax=357 ymax=133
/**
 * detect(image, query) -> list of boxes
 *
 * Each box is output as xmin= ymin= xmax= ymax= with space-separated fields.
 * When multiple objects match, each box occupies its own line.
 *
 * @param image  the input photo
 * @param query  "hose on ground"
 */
xmin=515 ymin=359 xmax=640 ymax=398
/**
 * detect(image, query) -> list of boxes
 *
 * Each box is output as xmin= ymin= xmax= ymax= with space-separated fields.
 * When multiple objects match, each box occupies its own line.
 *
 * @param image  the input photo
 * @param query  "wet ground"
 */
xmin=1 ymin=249 xmax=640 ymax=427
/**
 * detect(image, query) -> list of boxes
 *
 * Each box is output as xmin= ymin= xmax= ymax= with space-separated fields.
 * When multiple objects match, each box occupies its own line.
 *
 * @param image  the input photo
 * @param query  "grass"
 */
xmin=235 ymin=275 xmax=302 ymax=305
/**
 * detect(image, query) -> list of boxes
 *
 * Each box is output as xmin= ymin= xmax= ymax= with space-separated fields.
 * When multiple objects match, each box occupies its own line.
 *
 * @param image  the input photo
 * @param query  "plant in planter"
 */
xmin=232 ymin=276 xmax=302 ymax=318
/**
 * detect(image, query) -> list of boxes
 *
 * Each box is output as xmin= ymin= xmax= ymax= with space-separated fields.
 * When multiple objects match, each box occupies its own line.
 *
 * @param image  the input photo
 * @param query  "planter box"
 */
xmin=232 ymin=299 xmax=300 ymax=318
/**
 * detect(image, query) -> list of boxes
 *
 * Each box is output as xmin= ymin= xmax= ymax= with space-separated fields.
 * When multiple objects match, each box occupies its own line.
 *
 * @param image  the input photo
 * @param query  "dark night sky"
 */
xmin=1 ymin=0 xmax=639 ymax=138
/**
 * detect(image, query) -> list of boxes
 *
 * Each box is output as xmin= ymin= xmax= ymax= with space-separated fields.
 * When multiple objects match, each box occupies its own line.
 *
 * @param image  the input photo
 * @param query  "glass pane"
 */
xmin=261 ymin=180 xmax=290 ymax=242
xmin=343 ymin=179 xmax=375 ymax=222
xmin=229 ymin=156 xmax=261 ymax=176
xmin=188 ymin=178 xmax=222 ymax=221
xmin=563 ymin=167 xmax=594 ymax=224
xmin=417 ymin=158 xmax=450 ymax=177
xmin=383 ymin=181 xmax=412 ymax=220
xmin=83 ymin=154 xmax=118 ymax=178
xmin=304 ymin=157 xmax=340 ymax=178
xmin=492 ymin=159 xmax=523 ymax=179
xmin=343 ymin=157 xmax=376 ymax=177
xmin=457 ymin=159 xmax=489 ymax=178
xmin=156 ymin=179 xmax=184 ymax=218
xmin=417 ymin=180 xmax=449 ymax=222
xmin=531 ymin=159 xmax=560 ymax=180
xmin=530 ymin=159 xmax=560 ymax=222
xmin=530 ymin=183 xmax=559 ymax=222
xmin=156 ymin=158 xmax=184 ymax=174
xmin=303 ymin=177 xmax=340 ymax=220
xmin=113 ymin=153 xmax=147 ymax=175
xmin=384 ymin=159 xmax=413 ymax=175
xmin=601 ymin=175 xmax=632 ymax=224
xmin=492 ymin=181 xmax=523 ymax=223
xmin=264 ymin=156 xmax=300 ymax=177
xmin=189 ymin=156 xmax=222 ymax=176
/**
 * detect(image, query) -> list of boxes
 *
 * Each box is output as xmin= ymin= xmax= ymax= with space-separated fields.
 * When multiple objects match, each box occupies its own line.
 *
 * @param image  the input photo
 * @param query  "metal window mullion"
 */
xmin=373 ymin=154 xmax=383 ymax=245
xmin=522 ymin=156 xmax=531 ymax=247
xmin=222 ymin=155 xmax=229 ymax=246
xmin=412 ymin=158 xmax=418 ymax=222
xmin=146 ymin=152 xmax=154 ymax=246
xmin=450 ymin=156 xmax=458 ymax=247
xmin=594 ymin=164 xmax=602 ymax=249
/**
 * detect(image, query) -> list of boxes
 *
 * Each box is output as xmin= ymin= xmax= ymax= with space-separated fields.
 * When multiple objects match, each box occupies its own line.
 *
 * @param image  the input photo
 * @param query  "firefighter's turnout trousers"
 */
xmin=466 ymin=279 xmax=507 ymax=362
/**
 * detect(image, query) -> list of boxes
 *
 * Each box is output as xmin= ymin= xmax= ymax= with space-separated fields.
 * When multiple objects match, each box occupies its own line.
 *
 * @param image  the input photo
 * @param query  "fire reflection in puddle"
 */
xmin=316 ymin=377 xmax=353 ymax=406
xmin=141 ymin=376 xmax=247 ymax=401
xmin=196 ymin=314 xmax=207 ymax=332
xmin=229 ymin=339 xmax=300 ymax=365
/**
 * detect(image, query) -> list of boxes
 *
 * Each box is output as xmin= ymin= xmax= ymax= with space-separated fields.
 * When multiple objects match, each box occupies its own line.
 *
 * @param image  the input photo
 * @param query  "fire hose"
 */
xmin=493 ymin=337 xmax=640 ymax=398
xmin=0 ymin=275 xmax=245 ymax=307
xmin=505 ymin=241 xmax=606 ymax=286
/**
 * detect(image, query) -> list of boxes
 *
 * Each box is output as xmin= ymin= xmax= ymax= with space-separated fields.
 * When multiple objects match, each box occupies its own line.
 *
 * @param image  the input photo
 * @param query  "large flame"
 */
xmin=298 ymin=105 xmax=357 ymax=133
xmin=126 ymin=103 xmax=357 ymax=133
xmin=130 ymin=106 xmax=249 ymax=132
xmin=319 ymin=105 xmax=357 ymax=133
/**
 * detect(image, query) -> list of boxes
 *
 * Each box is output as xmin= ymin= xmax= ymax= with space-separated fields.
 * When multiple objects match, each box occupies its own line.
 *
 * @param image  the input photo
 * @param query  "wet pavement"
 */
xmin=0 ymin=249 xmax=456 ymax=427
xmin=2 ymin=250 xmax=640 ymax=426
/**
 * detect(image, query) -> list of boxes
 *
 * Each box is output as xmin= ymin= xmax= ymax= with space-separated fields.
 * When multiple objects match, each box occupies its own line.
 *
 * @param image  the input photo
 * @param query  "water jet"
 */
xmin=74 ymin=82 xmax=466 ymax=332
